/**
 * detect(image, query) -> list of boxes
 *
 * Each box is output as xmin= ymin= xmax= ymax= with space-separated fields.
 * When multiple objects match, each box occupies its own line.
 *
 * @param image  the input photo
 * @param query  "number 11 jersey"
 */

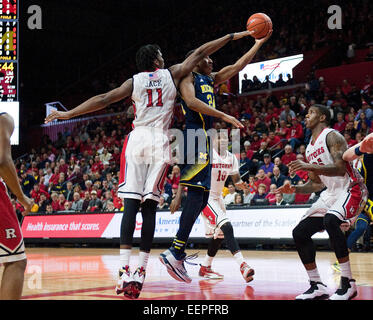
xmin=132 ymin=68 xmax=177 ymax=131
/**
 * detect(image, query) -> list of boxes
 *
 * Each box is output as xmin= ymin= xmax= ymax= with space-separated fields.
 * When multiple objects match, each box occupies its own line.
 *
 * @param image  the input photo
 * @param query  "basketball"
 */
xmin=246 ymin=13 xmax=272 ymax=39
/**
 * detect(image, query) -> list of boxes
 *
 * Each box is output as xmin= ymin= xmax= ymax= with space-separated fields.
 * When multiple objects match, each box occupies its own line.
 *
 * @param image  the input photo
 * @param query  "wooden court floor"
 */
xmin=2 ymin=247 xmax=373 ymax=300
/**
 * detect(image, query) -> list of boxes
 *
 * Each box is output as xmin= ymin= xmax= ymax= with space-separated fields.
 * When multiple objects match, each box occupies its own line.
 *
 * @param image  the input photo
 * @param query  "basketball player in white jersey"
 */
xmin=277 ymin=104 xmax=367 ymax=300
xmin=0 ymin=112 xmax=33 ymax=299
xmin=198 ymin=132 xmax=254 ymax=282
xmin=44 ymin=30 xmax=251 ymax=299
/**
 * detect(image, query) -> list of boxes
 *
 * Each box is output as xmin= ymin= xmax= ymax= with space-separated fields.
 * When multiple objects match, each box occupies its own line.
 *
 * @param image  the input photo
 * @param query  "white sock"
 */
xmin=339 ymin=261 xmax=352 ymax=279
xmin=233 ymin=251 xmax=244 ymax=266
xmin=120 ymin=249 xmax=131 ymax=268
xmin=202 ymin=255 xmax=214 ymax=267
xmin=306 ymin=268 xmax=322 ymax=282
xmin=138 ymin=251 xmax=150 ymax=270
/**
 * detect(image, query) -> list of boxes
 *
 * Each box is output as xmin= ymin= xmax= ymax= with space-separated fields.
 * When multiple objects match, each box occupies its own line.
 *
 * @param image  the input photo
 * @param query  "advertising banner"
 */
xmin=22 ymin=207 xmax=328 ymax=240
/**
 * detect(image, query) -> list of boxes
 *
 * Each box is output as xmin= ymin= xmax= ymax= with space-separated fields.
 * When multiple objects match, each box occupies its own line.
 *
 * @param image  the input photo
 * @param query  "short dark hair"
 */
xmin=136 ymin=44 xmax=161 ymax=72
xmin=313 ymin=104 xmax=331 ymax=124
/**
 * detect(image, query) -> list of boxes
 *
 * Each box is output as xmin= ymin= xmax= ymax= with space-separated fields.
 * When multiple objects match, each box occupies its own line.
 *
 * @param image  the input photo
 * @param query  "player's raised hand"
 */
xmin=221 ymin=114 xmax=244 ymax=129
xmin=255 ymin=29 xmax=273 ymax=45
xmin=360 ymin=132 xmax=373 ymax=153
xmin=44 ymin=110 xmax=71 ymax=124
xmin=275 ymin=182 xmax=295 ymax=194
xmin=232 ymin=30 xmax=254 ymax=40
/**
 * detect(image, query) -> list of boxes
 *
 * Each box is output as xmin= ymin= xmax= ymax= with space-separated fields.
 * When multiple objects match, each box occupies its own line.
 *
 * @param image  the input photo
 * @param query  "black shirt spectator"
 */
xmin=241 ymin=74 xmax=252 ymax=93
xmin=261 ymin=75 xmax=275 ymax=90
xmin=275 ymin=74 xmax=286 ymax=88
xmin=87 ymin=190 xmax=103 ymax=212
xmin=271 ymin=166 xmax=286 ymax=188
xmin=252 ymin=76 xmax=262 ymax=91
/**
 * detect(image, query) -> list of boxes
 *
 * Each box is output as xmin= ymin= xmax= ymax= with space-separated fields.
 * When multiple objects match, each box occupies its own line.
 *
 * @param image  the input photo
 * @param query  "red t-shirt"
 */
xmin=266 ymin=136 xmax=281 ymax=149
xmin=281 ymin=153 xmax=297 ymax=165
xmin=286 ymin=123 xmax=303 ymax=140
xmin=295 ymin=193 xmax=311 ymax=204
xmin=333 ymin=121 xmax=346 ymax=133
xmin=255 ymin=177 xmax=271 ymax=192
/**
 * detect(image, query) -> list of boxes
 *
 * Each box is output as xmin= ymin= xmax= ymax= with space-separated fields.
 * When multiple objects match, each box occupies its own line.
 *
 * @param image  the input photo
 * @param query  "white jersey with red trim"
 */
xmin=131 ymin=68 xmax=177 ymax=131
xmin=305 ymin=128 xmax=361 ymax=197
xmin=210 ymin=149 xmax=239 ymax=199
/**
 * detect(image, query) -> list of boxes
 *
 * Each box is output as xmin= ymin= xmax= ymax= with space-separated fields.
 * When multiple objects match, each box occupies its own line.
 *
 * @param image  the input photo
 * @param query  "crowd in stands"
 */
xmin=59 ymin=0 xmax=373 ymax=113
xmin=12 ymin=68 xmax=373 ymax=218
xmin=12 ymin=0 xmax=373 ymax=217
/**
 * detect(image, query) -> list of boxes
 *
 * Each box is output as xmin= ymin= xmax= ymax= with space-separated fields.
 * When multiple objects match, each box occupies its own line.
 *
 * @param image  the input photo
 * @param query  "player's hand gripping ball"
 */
xmin=246 ymin=13 xmax=272 ymax=39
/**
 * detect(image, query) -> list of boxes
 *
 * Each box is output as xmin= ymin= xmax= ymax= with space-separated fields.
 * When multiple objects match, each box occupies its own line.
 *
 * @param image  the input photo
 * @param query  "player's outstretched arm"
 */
xmin=275 ymin=172 xmax=324 ymax=195
xmin=288 ymin=131 xmax=347 ymax=177
xmin=44 ymin=78 xmax=133 ymax=123
xmin=170 ymin=30 xmax=252 ymax=85
xmin=179 ymin=74 xmax=243 ymax=129
xmin=212 ymin=30 xmax=272 ymax=85
xmin=343 ymin=132 xmax=373 ymax=161
xmin=0 ymin=114 xmax=33 ymax=215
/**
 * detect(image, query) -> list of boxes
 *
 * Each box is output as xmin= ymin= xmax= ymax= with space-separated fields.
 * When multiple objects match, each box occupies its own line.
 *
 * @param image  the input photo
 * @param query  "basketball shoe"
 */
xmin=295 ymin=281 xmax=329 ymax=300
xmin=199 ymin=265 xmax=224 ymax=279
xmin=240 ymin=262 xmax=254 ymax=283
xmin=159 ymin=248 xmax=192 ymax=283
xmin=329 ymin=277 xmax=357 ymax=300
xmin=127 ymin=267 xmax=146 ymax=299
xmin=116 ymin=265 xmax=133 ymax=296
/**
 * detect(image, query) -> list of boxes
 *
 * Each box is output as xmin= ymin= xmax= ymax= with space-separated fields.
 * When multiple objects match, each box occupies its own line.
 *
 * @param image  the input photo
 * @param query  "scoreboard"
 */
xmin=0 ymin=0 xmax=18 ymax=144
xmin=0 ymin=0 xmax=17 ymax=101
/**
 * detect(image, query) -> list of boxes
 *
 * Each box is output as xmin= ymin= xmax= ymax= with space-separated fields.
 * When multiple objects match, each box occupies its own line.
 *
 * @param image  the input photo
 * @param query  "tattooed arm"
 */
xmin=288 ymin=131 xmax=347 ymax=177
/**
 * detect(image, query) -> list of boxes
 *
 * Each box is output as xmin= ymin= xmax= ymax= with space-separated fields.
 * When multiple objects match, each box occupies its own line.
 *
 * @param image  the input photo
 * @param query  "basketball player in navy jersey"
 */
xmin=0 ymin=112 xmax=33 ymax=299
xmin=45 ymin=30 xmax=252 ymax=299
xmin=159 ymin=30 xmax=272 ymax=283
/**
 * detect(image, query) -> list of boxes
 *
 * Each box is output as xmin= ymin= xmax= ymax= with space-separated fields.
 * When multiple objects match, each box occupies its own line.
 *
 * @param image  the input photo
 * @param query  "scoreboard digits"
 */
xmin=0 ymin=0 xmax=17 ymax=101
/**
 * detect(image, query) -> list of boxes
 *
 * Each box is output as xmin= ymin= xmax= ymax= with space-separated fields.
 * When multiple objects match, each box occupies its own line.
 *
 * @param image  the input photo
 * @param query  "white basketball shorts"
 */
xmin=118 ymin=127 xmax=171 ymax=203
xmin=301 ymin=183 xmax=367 ymax=221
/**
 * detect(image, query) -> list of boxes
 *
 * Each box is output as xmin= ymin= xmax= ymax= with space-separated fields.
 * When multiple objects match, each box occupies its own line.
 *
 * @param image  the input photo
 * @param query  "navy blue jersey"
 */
xmin=360 ymin=153 xmax=373 ymax=197
xmin=181 ymin=72 xmax=215 ymax=131
xmin=179 ymin=72 xmax=215 ymax=190
xmin=360 ymin=153 xmax=373 ymax=220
